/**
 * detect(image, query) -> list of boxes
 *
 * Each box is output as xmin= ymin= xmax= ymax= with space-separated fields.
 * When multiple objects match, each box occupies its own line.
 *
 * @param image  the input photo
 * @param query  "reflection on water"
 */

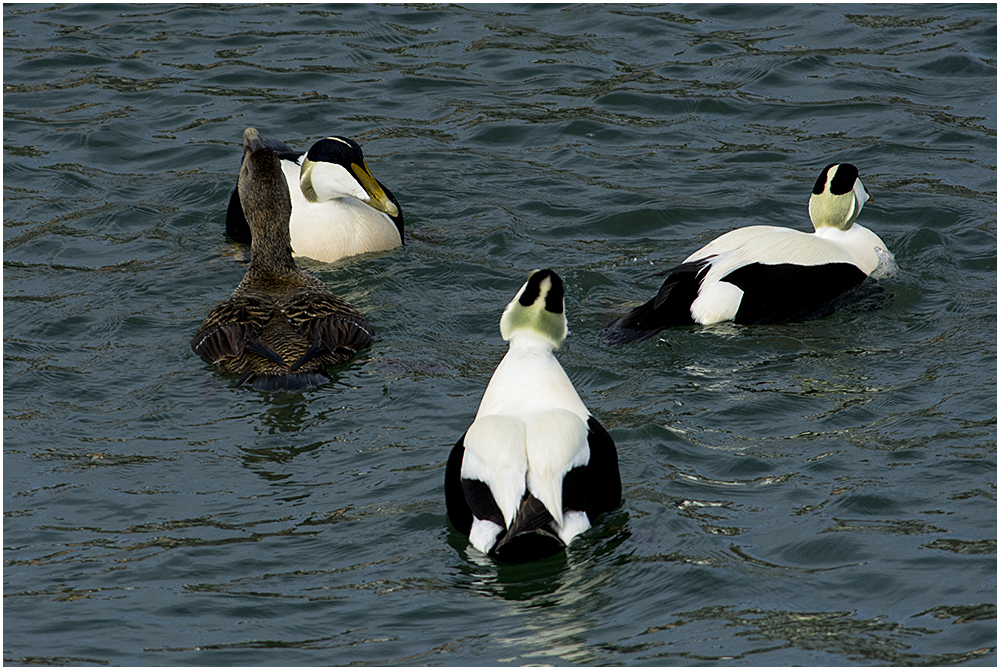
xmin=453 ymin=546 xmax=570 ymax=600
xmin=448 ymin=518 xmax=632 ymax=664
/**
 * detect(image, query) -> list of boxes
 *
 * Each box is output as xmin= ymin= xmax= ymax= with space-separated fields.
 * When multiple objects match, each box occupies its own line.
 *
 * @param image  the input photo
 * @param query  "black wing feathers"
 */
xmin=584 ymin=416 xmax=622 ymax=522
xmin=649 ymin=258 xmax=712 ymax=310
xmin=445 ymin=434 xmax=506 ymax=539
xmin=725 ymin=262 xmax=867 ymax=324
xmin=462 ymin=480 xmax=506 ymax=530
xmin=444 ymin=436 xmax=474 ymax=535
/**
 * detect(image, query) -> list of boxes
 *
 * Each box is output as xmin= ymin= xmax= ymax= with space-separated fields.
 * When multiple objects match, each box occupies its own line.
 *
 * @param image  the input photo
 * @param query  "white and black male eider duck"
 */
xmin=225 ymin=132 xmax=403 ymax=263
xmin=193 ymin=128 xmax=374 ymax=391
xmin=445 ymin=270 xmax=622 ymax=563
xmin=599 ymin=163 xmax=894 ymax=344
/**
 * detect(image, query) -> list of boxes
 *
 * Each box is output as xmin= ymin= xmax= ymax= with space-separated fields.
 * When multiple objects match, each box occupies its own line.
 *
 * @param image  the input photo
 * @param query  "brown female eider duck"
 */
xmin=194 ymin=128 xmax=373 ymax=391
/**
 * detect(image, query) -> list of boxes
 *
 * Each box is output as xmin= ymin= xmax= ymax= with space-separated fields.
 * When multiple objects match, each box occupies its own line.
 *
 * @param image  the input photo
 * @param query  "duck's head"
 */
xmin=808 ymin=163 xmax=870 ymax=232
xmin=499 ymin=269 xmax=568 ymax=349
xmin=298 ymin=136 xmax=400 ymax=219
xmin=239 ymin=127 xmax=293 ymax=244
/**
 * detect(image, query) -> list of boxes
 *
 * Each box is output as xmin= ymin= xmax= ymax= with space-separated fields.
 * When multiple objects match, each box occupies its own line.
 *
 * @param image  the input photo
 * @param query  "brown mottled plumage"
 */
xmin=192 ymin=127 xmax=373 ymax=391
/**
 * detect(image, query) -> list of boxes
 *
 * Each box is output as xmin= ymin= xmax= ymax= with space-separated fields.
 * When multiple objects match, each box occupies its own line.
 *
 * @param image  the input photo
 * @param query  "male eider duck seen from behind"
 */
xmin=225 ymin=131 xmax=403 ymax=263
xmin=600 ymin=163 xmax=894 ymax=344
xmin=193 ymin=128 xmax=374 ymax=391
xmin=445 ymin=270 xmax=622 ymax=563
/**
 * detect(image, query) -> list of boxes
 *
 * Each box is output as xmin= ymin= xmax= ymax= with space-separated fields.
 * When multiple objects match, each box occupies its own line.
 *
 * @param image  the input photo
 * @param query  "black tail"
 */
xmin=599 ymin=258 xmax=710 ymax=344
xmin=492 ymin=494 xmax=564 ymax=563
xmin=599 ymin=298 xmax=683 ymax=343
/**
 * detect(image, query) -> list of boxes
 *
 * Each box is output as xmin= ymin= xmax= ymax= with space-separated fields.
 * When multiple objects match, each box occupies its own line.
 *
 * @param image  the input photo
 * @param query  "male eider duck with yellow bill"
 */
xmin=225 ymin=132 xmax=403 ymax=263
xmin=600 ymin=163 xmax=895 ymax=344
xmin=446 ymin=270 xmax=621 ymax=563
xmin=194 ymin=128 xmax=374 ymax=391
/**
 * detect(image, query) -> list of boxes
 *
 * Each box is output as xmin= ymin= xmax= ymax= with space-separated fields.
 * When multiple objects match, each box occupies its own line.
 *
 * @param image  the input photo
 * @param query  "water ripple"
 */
xmin=3 ymin=3 xmax=995 ymax=667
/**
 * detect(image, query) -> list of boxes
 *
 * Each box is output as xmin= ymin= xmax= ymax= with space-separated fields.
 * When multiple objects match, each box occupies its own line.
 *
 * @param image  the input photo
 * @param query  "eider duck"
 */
xmin=225 ymin=132 xmax=403 ymax=263
xmin=600 ymin=163 xmax=894 ymax=344
xmin=445 ymin=270 xmax=621 ymax=563
xmin=193 ymin=128 xmax=374 ymax=391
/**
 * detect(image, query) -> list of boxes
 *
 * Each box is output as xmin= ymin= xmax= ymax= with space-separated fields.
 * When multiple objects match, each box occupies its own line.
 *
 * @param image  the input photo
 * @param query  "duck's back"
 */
xmin=192 ymin=285 xmax=372 ymax=391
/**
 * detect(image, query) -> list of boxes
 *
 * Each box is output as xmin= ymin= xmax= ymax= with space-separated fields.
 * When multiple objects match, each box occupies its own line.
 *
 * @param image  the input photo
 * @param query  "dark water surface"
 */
xmin=4 ymin=3 xmax=996 ymax=666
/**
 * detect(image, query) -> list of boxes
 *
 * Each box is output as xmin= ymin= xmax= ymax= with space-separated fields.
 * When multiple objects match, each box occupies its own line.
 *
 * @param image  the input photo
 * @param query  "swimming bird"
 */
xmin=445 ymin=270 xmax=621 ymax=563
xmin=600 ymin=163 xmax=894 ymax=343
xmin=225 ymin=133 xmax=403 ymax=263
xmin=193 ymin=128 xmax=374 ymax=391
